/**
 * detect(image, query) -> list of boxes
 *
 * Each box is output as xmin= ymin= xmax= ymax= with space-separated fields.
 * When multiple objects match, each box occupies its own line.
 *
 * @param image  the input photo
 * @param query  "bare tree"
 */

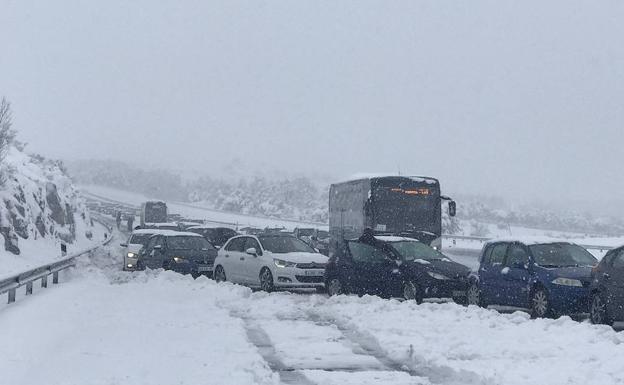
xmin=0 ymin=97 xmax=17 ymax=186
xmin=0 ymin=97 xmax=16 ymax=161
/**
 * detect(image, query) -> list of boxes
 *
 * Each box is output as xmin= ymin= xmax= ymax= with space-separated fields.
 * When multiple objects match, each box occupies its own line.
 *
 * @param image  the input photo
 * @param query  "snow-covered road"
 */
xmin=2 ymin=237 xmax=624 ymax=385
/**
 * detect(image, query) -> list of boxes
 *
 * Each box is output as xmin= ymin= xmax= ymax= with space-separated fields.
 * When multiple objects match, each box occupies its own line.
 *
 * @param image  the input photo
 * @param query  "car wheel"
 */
xmin=467 ymin=282 xmax=482 ymax=307
xmin=327 ymin=278 xmax=344 ymax=296
xmin=260 ymin=268 xmax=274 ymax=293
xmin=590 ymin=292 xmax=612 ymax=325
xmin=531 ymin=287 xmax=551 ymax=318
xmin=402 ymin=281 xmax=423 ymax=304
xmin=214 ymin=265 xmax=226 ymax=283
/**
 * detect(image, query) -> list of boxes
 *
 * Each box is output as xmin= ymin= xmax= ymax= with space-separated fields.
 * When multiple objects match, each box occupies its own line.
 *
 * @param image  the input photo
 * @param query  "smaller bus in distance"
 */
xmin=329 ymin=176 xmax=455 ymax=255
xmin=140 ymin=201 xmax=168 ymax=227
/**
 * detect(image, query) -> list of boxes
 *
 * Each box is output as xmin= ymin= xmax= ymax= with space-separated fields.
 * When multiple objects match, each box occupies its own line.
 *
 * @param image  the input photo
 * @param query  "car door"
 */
xmin=144 ymin=235 xmax=166 ymax=269
xmin=242 ymin=237 xmax=264 ymax=285
xmin=500 ymin=243 xmax=532 ymax=308
xmin=222 ymin=237 xmax=246 ymax=283
xmin=479 ymin=242 xmax=509 ymax=306
xmin=347 ymin=241 xmax=396 ymax=297
xmin=605 ymin=249 xmax=624 ymax=320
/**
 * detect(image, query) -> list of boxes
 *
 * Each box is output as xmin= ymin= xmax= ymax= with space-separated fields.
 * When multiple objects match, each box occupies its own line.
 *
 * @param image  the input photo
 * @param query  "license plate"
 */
xmin=452 ymin=290 xmax=466 ymax=297
xmin=305 ymin=269 xmax=324 ymax=277
xmin=197 ymin=265 xmax=213 ymax=272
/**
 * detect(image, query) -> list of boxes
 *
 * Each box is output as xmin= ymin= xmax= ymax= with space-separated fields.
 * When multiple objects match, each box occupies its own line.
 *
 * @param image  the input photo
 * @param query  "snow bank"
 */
xmin=222 ymin=291 xmax=624 ymax=385
xmin=0 ymin=147 xmax=103 ymax=278
xmin=0 ymin=268 xmax=278 ymax=385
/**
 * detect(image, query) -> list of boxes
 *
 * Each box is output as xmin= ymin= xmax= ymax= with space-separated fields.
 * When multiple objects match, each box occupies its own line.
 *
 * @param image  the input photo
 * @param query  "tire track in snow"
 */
xmin=228 ymin=300 xmax=431 ymax=385
xmin=304 ymin=304 xmax=495 ymax=385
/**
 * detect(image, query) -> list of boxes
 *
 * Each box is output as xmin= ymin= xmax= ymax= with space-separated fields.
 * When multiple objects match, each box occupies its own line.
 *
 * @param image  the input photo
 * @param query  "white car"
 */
xmin=213 ymin=233 xmax=328 ymax=291
xmin=120 ymin=229 xmax=167 ymax=271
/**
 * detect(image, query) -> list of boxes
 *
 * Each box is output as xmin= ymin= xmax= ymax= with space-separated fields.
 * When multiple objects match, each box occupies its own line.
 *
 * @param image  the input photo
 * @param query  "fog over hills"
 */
xmin=67 ymin=159 xmax=624 ymax=236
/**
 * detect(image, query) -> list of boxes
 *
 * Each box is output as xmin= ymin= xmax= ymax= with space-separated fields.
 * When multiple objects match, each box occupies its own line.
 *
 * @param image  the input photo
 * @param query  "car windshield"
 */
xmin=529 ymin=243 xmax=597 ymax=267
xmin=129 ymin=234 xmax=152 ymax=245
xmin=259 ymin=235 xmax=316 ymax=254
xmin=167 ymin=236 xmax=214 ymax=250
xmin=389 ymin=241 xmax=448 ymax=261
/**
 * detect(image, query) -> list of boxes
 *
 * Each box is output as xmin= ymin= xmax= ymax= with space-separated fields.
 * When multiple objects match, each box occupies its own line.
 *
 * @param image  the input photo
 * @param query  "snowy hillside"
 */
xmin=0 ymin=146 xmax=104 ymax=278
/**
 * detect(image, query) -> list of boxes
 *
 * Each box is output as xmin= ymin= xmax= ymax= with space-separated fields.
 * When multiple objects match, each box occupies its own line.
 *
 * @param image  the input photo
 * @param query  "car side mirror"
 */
xmin=246 ymin=247 xmax=258 ymax=256
xmin=120 ymin=243 xmax=128 ymax=248
xmin=448 ymin=201 xmax=457 ymax=217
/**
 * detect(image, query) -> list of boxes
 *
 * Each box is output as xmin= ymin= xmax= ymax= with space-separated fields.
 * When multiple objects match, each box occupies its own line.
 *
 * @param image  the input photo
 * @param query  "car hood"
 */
xmin=405 ymin=258 xmax=471 ymax=278
xmin=267 ymin=252 xmax=329 ymax=264
xmin=169 ymin=249 xmax=218 ymax=263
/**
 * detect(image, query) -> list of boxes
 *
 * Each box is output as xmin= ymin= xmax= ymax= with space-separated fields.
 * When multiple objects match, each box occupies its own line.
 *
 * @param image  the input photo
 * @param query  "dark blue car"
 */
xmin=467 ymin=240 xmax=597 ymax=318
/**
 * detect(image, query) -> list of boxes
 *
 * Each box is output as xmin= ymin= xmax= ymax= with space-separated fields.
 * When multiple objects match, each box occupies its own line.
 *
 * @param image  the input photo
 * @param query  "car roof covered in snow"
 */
xmin=143 ymin=230 xmax=203 ymax=238
xmin=186 ymin=225 xmax=235 ymax=230
xmin=345 ymin=174 xmax=439 ymax=184
xmin=486 ymin=236 xmax=576 ymax=246
xmin=143 ymin=222 xmax=180 ymax=227
xmin=374 ymin=236 xmax=422 ymax=243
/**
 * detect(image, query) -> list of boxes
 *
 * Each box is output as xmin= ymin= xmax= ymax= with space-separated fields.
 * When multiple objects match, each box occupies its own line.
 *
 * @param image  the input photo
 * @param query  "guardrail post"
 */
xmin=41 ymin=275 xmax=48 ymax=288
xmin=25 ymin=282 xmax=33 ymax=295
xmin=53 ymin=271 xmax=59 ymax=284
xmin=8 ymin=289 xmax=16 ymax=303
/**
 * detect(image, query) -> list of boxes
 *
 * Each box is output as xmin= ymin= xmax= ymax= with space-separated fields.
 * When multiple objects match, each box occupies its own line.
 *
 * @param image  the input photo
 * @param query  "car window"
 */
xmin=348 ymin=242 xmax=387 ymax=264
xmin=489 ymin=243 xmax=507 ymax=265
xmin=612 ymin=250 xmax=624 ymax=269
xmin=145 ymin=237 xmax=158 ymax=252
xmin=129 ymin=233 xmax=151 ymax=245
xmin=506 ymin=244 xmax=529 ymax=266
xmin=244 ymin=237 xmax=262 ymax=255
xmin=225 ymin=237 xmax=246 ymax=252
xmin=167 ymin=236 xmax=214 ymax=250
xmin=481 ymin=245 xmax=494 ymax=265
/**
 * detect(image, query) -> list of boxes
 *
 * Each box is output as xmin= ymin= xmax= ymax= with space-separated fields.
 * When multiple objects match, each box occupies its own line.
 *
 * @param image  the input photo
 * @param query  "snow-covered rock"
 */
xmin=0 ymin=146 xmax=95 ymax=257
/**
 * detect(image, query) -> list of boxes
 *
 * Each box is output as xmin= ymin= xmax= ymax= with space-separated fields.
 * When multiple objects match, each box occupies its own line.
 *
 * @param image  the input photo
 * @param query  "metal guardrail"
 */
xmin=0 ymin=221 xmax=114 ymax=305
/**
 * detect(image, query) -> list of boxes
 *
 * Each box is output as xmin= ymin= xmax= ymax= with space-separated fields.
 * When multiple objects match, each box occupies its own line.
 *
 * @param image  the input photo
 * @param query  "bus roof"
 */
xmin=333 ymin=175 xmax=439 ymax=187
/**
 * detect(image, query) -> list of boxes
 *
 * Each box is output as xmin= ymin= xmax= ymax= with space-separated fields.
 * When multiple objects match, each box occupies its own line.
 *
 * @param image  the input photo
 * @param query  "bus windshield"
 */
xmin=372 ymin=181 xmax=440 ymax=234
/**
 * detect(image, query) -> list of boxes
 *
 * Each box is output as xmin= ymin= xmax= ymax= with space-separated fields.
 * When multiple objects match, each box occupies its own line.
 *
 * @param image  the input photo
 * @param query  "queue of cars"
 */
xmin=121 ymin=224 xmax=624 ymax=327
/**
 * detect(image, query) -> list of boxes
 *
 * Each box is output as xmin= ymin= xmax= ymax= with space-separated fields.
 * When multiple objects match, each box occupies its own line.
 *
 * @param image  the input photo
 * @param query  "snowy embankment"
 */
xmin=3 ymin=241 xmax=624 ymax=385
xmin=0 ymin=148 xmax=108 ymax=280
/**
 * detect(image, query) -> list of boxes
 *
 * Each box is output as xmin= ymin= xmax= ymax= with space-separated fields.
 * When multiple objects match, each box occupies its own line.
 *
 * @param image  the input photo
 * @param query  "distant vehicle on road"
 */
xmin=139 ymin=222 xmax=181 ymax=231
xmin=294 ymin=227 xmax=330 ymax=256
xmin=240 ymin=227 xmax=264 ymax=236
xmin=589 ymin=246 xmax=624 ymax=325
xmin=120 ymin=229 xmax=170 ymax=271
xmin=186 ymin=225 xmax=239 ymax=249
xmin=468 ymin=239 xmax=597 ymax=318
xmin=213 ymin=233 xmax=328 ymax=292
xmin=325 ymin=232 xmax=470 ymax=302
xmin=329 ymin=176 xmax=456 ymax=255
xmin=137 ymin=231 xmax=218 ymax=277
xmin=140 ymin=201 xmax=168 ymax=227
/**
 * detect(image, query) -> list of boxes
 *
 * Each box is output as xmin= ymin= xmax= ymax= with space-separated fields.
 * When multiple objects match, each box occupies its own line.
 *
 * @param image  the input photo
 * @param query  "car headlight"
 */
xmin=552 ymin=278 xmax=583 ymax=287
xmin=127 ymin=252 xmax=136 ymax=258
xmin=173 ymin=257 xmax=187 ymax=263
xmin=274 ymin=259 xmax=297 ymax=268
xmin=427 ymin=272 xmax=449 ymax=280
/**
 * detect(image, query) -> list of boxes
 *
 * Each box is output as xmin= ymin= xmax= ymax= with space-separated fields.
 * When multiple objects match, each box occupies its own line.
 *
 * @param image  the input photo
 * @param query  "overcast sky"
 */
xmin=1 ymin=1 xmax=623 ymax=210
